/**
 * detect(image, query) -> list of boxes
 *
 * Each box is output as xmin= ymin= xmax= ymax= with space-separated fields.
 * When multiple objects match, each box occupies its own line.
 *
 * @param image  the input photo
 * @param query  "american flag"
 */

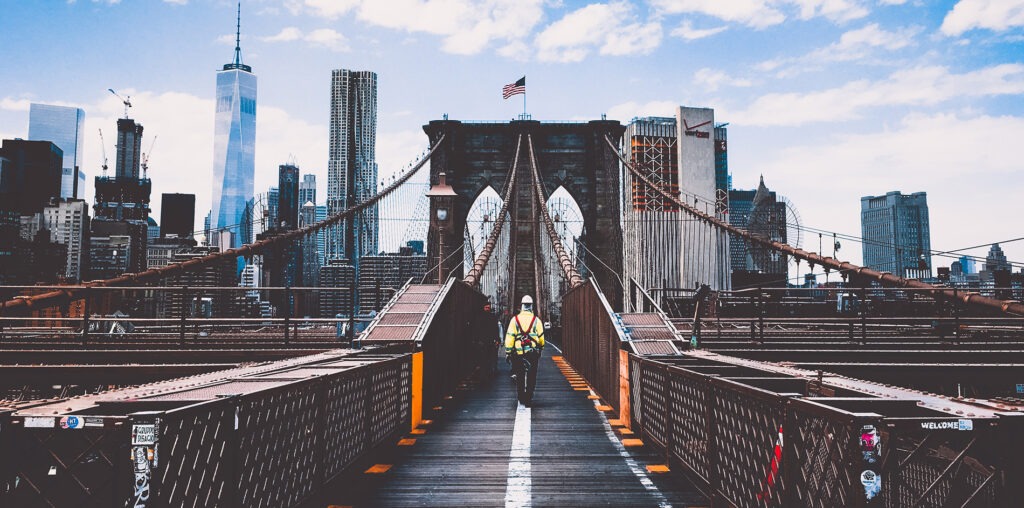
xmin=502 ymin=76 xmax=526 ymax=99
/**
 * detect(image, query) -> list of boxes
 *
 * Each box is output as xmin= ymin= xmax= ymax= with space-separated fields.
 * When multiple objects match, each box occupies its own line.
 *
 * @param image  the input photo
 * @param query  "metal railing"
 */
xmin=561 ymin=278 xmax=626 ymax=410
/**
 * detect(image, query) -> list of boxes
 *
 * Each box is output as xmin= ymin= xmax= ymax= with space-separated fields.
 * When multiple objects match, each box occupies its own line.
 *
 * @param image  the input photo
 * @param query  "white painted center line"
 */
xmin=505 ymin=403 xmax=532 ymax=507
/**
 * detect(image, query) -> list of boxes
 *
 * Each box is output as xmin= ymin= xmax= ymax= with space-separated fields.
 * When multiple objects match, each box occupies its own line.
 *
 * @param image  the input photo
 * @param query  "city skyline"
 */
xmin=1 ymin=1 xmax=1023 ymax=268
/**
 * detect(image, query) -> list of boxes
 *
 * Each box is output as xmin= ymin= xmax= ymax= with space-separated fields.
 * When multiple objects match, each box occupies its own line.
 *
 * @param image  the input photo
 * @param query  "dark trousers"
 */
xmin=511 ymin=349 xmax=540 ymax=404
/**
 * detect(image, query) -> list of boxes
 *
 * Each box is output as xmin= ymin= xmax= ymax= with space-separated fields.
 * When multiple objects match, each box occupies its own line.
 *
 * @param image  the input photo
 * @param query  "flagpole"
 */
xmin=523 ymin=89 xmax=527 ymax=119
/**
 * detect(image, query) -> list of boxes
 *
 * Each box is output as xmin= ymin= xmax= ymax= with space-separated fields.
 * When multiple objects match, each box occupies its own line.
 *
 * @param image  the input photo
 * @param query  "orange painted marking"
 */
xmin=607 ymin=419 xmax=625 ymax=427
xmin=551 ymin=356 xmax=564 ymax=361
xmin=411 ymin=351 xmax=423 ymax=431
xmin=365 ymin=464 xmax=392 ymax=474
xmin=419 ymin=419 xmax=433 ymax=426
xmin=616 ymin=428 xmax=635 ymax=436
xmin=596 ymin=405 xmax=614 ymax=412
xmin=622 ymin=438 xmax=644 ymax=447
xmin=397 ymin=438 xmax=416 ymax=446
xmin=410 ymin=428 xmax=426 ymax=435
xmin=646 ymin=464 xmax=670 ymax=473
xmin=587 ymin=395 xmax=601 ymax=400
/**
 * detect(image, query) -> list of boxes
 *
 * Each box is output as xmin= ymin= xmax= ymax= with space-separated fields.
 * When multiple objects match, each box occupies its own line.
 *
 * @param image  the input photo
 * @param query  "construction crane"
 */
xmin=98 ymin=128 xmax=109 ymax=175
xmin=108 ymin=88 xmax=132 ymax=118
xmin=141 ymin=135 xmax=158 ymax=177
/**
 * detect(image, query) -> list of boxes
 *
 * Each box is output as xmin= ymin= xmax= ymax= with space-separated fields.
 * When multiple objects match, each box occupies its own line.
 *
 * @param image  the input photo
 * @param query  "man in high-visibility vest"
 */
xmin=505 ymin=295 xmax=545 ymax=406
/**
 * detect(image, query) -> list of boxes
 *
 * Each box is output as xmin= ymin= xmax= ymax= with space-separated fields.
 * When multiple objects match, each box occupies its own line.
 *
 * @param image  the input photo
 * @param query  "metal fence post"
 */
xmin=860 ymin=287 xmax=868 ymax=343
xmin=81 ymin=287 xmax=90 ymax=345
xmin=179 ymin=286 xmax=188 ymax=345
xmin=284 ymin=286 xmax=291 ymax=345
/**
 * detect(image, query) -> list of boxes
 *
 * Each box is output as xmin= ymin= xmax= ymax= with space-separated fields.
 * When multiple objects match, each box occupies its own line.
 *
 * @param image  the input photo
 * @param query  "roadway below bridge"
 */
xmin=318 ymin=346 xmax=707 ymax=507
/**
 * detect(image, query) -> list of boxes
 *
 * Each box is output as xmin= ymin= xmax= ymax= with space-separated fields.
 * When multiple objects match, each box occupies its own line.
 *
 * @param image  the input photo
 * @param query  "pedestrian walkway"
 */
xmin=320 ymin=347 xmax=707 ymax=507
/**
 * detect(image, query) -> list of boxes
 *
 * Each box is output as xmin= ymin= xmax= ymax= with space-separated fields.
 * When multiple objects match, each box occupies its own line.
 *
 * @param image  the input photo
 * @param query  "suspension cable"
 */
xmin=463 ymin=134 xmax=521 ymax=287
xmin=4 ymin=134 xmax=446 ymax=312
xmin=605 ymin=134 xmax=1024 ymax=317
xmin=526 ymin=134 xmax=583 ymax=288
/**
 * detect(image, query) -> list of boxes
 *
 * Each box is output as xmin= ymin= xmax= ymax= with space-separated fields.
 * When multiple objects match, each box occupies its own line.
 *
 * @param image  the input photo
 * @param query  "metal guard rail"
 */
xmin=2 ymin=134 xmax=446 ymax=313
xmin=604 ymin=134 xmax=1024 ymax=317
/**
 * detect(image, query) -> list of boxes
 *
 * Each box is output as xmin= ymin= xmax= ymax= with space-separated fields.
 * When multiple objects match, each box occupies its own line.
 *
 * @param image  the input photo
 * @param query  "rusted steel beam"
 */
xmin=0 ymin=349 xmax=325 ymax=365
xmin=464 ymin=135 xmax=521 ymax=287
xmin=0 ymin=364 xmax=237 ymax=385
xmin=605 ymin=135 xmax=1024 ymax=317
xmin=2 ymin=135 xmax=446 ymax=313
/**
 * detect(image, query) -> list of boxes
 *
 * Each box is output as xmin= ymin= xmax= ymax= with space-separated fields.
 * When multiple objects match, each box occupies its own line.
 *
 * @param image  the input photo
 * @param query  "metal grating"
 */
xmin=630 ymin=340 xmax=679 ymax=355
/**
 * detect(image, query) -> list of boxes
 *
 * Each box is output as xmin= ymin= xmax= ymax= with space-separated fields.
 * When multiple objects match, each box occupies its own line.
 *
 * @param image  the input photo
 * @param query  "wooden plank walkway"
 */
xmin=318 ymin=348 xmax=707 ymax=507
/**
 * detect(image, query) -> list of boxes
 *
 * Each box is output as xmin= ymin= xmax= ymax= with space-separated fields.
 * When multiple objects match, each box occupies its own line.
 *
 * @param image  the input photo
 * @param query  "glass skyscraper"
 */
xmin=327 ymin=69 xmax=377 ymax=263
xmin=210 ymin=6 xmax=256 ymax=253
xmin=28 ymin=103 xmax=85 ymax=199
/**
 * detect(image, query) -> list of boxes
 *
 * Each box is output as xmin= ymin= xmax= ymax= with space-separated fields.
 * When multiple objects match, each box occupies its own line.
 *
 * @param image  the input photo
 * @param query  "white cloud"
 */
xmin=535 ymin=2 xmax=662 ymax=63
xmin=736 ymin=64 xmax=1024 ymax=126
xmin=693 ymin=68 xmax=754 ymax=91
xmin=757 ymin=23 xmax=920 ymax=77
xmin=649 ymin=0 xmax=786 ymax=28
xmin=606 ymin=100 xmax=681 ymax=122
xmin=670 ymin=20 xmax=728 ymax=40
xmin=260 ymin=27 xmax=350 ymax=52
xmin=304 ymin=28 xmax=350 ymax=51
xmin=163 ymin=0 xmax=187 ymax=5
xmin=753 ymin=112 xmax=1024 ymax=265
xmin=262 ymin=27 xmax=303 ymax=43
xmin=650 ymin=0 xmax=869 ymax=28
xmin=940 ymin=0 xmax=1024 ymax=36
xmin=0 ymin=98 xmax=32 ymax=112
xmin=299 ymin=0 xmax=545 ymax=55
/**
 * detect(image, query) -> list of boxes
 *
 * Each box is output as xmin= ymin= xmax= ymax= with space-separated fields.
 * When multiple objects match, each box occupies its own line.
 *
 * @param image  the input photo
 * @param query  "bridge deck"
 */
xmin=322 ymin=348 xmax=707 ymax=507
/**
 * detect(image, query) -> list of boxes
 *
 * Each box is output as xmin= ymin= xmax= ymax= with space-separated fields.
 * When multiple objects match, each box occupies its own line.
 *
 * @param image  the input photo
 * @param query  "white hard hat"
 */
xmin=521 ymin=295 xmax=534 ymax=305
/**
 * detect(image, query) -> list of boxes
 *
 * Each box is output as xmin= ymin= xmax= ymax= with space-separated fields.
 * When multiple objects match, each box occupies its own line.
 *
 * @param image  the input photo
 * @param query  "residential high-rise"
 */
xmin=327 ymin=69 xmax=378 ymax=263
xmin=160 ymin=193 xmax=196 ymax=239
xmin=28 ymin=104 xmax=86 ymax=199
xmin=861 ymin=191 xmax=931 ymax=279
xmin=210 ymin=4 xmax=257 ymax=251
xmin=42 ymin=199 xmax=90 ymax=282
xmin=299 ymin=173 xmax=316 ymax=207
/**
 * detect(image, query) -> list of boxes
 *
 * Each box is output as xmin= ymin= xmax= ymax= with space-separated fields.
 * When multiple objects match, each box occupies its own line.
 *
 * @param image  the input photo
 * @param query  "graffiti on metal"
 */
xmin=860 ymin=425 xmax=882 ymax=500
xmin=132 ymin=446 xmax=152 ymax=507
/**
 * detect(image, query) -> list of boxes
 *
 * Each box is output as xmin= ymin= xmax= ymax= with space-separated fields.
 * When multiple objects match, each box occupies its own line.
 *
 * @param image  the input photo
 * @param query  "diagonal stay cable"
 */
xmin=526 ymin=134 xmax=583 ymax=288
xmin=463 ymin=134 xmax=522 ymax=287
xmin=605 ymin=134 xmax=1024 ymax=317
xmin=4 ymin=134 xmax=446 ymax=312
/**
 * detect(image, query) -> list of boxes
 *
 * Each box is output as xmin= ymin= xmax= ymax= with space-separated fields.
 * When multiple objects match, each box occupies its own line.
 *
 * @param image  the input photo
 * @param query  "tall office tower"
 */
xmin=28 ymin=104 xmax=86 ymax=199
xmin=300 ymin=201 xmax=320 ymax=286
xmin=210 ymin=4 xmax=257 ymax=251
xmin=278 ymin=165 xmax=299 ymax=230
xmin=677 ymin=106 xmax=729 ymax=290
xmin=160 ymin=193 xmax=196 ymax=238
xmin=713 ymin=124 xmax=729 ymax=211
xmin=861 ymin=191 xmax=931 ymax=279
xmin=327 ymin=69 xmax=378 ymax=263
xmin=316 ymin=204 xmax=327 ymax=263
xmin=299 ymin=173 xmax=316 ymax=207
xmin=985 ymin=244 xmax=1010 ymax=273
xmin=115 ymin=118 xmax=143 ymax=178
xmin=43 ymin=199 xmax=90 ymax=282
xmin=621 ymin=117 xmax=682 ymax=296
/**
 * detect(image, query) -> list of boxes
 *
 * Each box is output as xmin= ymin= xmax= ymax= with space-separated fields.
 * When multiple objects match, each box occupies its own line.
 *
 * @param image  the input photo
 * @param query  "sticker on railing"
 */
xmin=919 ymin=419 xmax=973 ymax=431
xmin=860 ymin=469 xmax=881 ymax=500
xmin=59 ymin=416 xmax=82 ymax=430
xmin=24 ymin=416 xmax=55 ymax=428
xmin=132 ymin=424 xmax=156 ymax=445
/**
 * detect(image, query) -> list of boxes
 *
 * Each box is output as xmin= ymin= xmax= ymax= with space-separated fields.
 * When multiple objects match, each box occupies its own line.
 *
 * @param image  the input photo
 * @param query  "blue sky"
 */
xmin=2 ymin=0 xmax=1023 ymax=269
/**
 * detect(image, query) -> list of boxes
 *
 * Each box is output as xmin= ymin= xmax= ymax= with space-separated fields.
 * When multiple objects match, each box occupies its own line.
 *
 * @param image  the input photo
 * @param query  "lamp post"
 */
xmin=426 ymin=172 xmax=458 ymax=284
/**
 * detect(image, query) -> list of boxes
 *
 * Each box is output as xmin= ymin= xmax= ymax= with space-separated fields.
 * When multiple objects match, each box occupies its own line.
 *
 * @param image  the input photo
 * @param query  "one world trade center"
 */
xmin=210 ymin=3 xmax=256 ymax=266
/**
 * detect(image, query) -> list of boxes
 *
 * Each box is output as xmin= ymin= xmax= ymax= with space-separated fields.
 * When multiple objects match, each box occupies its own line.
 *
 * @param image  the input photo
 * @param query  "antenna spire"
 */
xmin=233 ymin=2 xmax=242 ymax=66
